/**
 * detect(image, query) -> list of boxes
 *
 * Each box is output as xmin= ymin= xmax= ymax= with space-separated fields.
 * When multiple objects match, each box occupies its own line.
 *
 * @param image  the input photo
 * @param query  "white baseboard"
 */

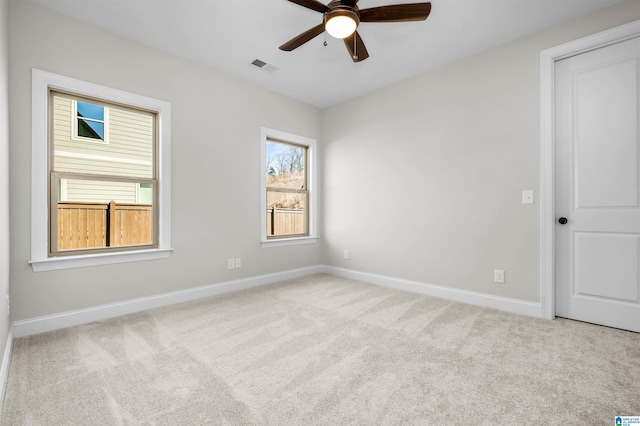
xmin=0 ymin=325 xmax=13 ymax=412
xmin=11 ymin=264 xmax=543 ymax=339
xmin=321 ymin=265 xmax=542 ymax=318
xmin=12 ymin=265 xmax=323 ymax=338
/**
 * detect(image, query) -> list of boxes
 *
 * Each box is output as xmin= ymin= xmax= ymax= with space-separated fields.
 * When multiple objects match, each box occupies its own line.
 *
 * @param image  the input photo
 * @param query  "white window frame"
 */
xmin=29 ymin=69 xmax=172 ymax=272
xmin=72 ymin=99 xmax=110 ymax=144
xmin=260 ymin=127 xmax=318 ymax=248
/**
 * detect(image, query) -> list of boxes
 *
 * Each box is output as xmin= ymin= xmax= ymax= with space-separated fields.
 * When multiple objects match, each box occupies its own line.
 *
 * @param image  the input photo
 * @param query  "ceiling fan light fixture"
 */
xmin=279 ymin=0 xmax=432 ymax=62
xmin=325 ymin=8 xmax=359 ymax=39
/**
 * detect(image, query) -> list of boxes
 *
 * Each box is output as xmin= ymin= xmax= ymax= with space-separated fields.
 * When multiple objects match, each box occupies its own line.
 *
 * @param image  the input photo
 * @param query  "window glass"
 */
xmin=52 ymin=93 xmax=154 ymax=178
xmin=266 ymin=142 xmax=306 ymax=189
xmin=77 ymin=101 xmax=104 ymax=120
xmin=138 ymin=183 xmax=153 ymax=204
xmin=50 ymin=91 xmax=157 ymax=255
xmin=76 ymin=101 xmax=105 ymax=140
xmin=54 ymin=176 xmax=154 ymax=251
xmin=266 ymin=139 xmax=308 ymax=238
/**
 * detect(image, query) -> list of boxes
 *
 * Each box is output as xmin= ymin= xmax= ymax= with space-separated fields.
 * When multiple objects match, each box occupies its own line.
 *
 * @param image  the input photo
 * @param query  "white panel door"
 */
xmin=555 ymin=36 xmax=640 ymax=333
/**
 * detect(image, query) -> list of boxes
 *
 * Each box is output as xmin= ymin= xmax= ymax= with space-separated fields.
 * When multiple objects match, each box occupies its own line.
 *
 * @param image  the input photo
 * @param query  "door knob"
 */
xmin=558 ymin=217 xmax=568 ymax=225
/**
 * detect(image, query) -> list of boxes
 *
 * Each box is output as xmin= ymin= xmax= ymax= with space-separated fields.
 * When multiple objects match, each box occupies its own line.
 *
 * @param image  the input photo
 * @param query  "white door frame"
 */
xmin=539 ymin=19 xmax=640 ymax=320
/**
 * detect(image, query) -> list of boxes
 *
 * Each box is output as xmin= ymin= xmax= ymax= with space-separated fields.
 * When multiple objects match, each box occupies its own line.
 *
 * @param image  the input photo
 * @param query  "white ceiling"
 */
xmin=30 ymin=0 xmax=624 ymax=108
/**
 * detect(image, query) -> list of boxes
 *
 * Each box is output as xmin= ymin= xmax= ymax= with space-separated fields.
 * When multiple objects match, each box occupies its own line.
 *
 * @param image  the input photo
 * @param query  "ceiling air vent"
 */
xmin=251 ymin=59 xmax=267 ymax=68
xmin=251 ymin=59 xmax=279 ymax=72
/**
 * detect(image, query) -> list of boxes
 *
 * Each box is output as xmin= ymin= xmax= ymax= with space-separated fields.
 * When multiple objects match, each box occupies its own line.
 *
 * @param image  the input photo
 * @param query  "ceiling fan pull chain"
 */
xmin=353 ymin=35 xmax=358 ymax=60
xmin=323 ymin=12 xmax=328 ymax=46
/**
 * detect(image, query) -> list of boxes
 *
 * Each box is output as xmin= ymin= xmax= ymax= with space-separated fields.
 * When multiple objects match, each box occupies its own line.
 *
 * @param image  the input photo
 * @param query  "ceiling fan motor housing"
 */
xmin=325 ymin=1 xmax=360 ymax=29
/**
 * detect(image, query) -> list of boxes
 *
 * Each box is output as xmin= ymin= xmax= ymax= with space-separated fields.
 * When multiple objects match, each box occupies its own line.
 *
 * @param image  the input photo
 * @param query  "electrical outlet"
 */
xmin=494 ymin=269 xmax=505 ymax=283
xmin=235 ymin=258 xmax=241 ymax=268
xmin=228 ymin=258 xmax=235 ymax=270
xmin=344 ymin=250 xmax=349 ymax=260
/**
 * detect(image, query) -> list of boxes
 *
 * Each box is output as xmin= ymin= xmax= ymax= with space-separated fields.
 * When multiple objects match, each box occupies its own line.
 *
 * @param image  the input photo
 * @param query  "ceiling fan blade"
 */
xmin=343 ymin=31 xmax=369 ymax=63
xmin=279 ymin=24 xmax=326 ymax=51
xmin=285 ymin=0 xmax=328 ymax=13
xmin=359 ymin=3 xmax=431 ymax=22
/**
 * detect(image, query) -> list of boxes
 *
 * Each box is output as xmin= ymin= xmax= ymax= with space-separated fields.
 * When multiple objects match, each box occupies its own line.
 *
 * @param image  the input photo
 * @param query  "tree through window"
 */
xmin=265 ymin=139 xmax=308 ymax=238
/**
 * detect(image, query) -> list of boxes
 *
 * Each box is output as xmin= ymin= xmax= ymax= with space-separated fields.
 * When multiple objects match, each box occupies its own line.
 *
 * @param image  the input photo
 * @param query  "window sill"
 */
xmin=29 ymin=248 xmax=173 ymax=272
xmin=261 ymin=236 xmax=319 ymax=248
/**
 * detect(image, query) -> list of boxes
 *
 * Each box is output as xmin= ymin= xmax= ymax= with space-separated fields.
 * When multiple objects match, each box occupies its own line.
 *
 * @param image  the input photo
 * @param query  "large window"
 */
xmin=261 ymin=128 xmax=317 ymax=247
xmin=50 ymin=91 xmax=156 ymax=255
xmin=30 ymin=70 xmax=172 ymax=271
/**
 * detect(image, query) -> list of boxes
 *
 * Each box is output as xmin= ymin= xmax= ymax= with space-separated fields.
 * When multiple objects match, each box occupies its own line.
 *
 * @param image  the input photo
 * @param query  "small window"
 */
xmin=266 ymin=139 xmax=308 ymax=238
xmin=260 ymin=127 xmax=317 ymax=247
xmin=75 ymin=100 xmax=107 ymax=142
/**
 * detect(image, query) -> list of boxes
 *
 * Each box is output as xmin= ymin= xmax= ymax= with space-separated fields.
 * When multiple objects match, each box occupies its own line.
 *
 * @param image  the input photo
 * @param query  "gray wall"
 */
xmin=8 ymin=1 xmax=321 ymax=321
xmin=0 ymin=0 xmax=9 ymax=348
xmin=7 ymin=0 xmax=640 ymax=322
xmin=321 ymin=0 xmax=640 ymax=303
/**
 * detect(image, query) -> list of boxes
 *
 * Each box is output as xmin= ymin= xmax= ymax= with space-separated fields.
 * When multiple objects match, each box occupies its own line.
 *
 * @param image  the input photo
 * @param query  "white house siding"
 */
xmin=52 ymin=92 xmax=154 ymax=204
xmin=61 ymin=178 xmax=138 ymax=204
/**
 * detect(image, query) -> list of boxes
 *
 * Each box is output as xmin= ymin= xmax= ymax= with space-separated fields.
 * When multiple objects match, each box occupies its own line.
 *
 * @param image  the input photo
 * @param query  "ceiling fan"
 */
xmin=279 ymin=0 xmax=432 ymax=62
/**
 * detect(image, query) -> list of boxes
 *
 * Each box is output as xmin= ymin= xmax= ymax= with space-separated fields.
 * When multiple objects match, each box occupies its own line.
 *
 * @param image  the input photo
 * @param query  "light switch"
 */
xmin=522 ymin=190 xmax=534 ymax=204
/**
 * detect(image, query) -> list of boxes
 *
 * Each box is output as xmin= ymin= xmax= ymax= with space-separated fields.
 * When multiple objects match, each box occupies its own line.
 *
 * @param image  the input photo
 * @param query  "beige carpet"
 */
xmin=2 ymin=274 xmax=639 ymax=424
